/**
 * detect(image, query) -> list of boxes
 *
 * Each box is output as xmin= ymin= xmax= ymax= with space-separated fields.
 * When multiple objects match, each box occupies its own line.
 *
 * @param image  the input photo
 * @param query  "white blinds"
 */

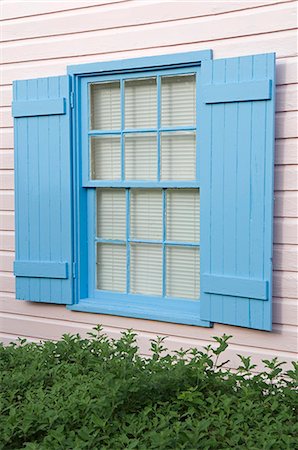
xmin=91 ymin=136 xmax=121 ymax=180
xmin=166 ymin=246 xmax=200 ymax=299
xmin=125 ymin=134 xmax=157 ymax=180
xmin=90 ymin=81 xmax=120 ymax=130
xmin=161 ymin=132 xmax=196 ymax=180
xmin=91 ymin=73 xmax=200 ymax=300
xmin=97 ymin=189 xmax=126 ymax=240
xmin=166 ymin=189 xmax=200 ymax=242
xmin=130 ymin=189 xmax=162 ymax=240
xmin=125 ymin=78 xmax=157 ymax=128
xmin=130 ymin=244 xmax=162 ymax=296
xmin=97 ymin=244 xmax=126 ymax=292
xmin=161 ymin=75 xmax=196 ymax=127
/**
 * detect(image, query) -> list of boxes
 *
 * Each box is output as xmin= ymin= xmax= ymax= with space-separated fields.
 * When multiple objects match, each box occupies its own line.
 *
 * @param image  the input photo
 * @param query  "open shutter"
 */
xmin=200 ymin=53 xmax=275 ymax=331
xmin=12 ymin=76 xmax=73 ymax=304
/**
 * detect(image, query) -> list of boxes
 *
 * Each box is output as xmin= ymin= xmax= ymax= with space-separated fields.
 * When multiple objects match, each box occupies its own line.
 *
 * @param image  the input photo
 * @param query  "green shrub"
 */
xmin=0 ymin=328 xmax=297 ymax=449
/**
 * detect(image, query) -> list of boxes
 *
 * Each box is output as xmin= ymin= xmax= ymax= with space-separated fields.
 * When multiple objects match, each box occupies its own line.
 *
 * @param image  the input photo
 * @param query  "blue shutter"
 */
xmin=12 ymin=76 xmax=73 ymax=304
xmin=200 ymin=53 xmax=275 ymax=331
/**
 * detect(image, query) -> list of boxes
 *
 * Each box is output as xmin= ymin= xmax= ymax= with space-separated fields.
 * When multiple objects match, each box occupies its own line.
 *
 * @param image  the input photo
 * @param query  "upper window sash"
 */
xmin=80 ymin=66 xmax=201 ymax=188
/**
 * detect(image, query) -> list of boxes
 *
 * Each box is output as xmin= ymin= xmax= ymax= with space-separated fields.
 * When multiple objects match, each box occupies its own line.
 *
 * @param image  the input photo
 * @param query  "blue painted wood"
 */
xmin=14 ymin=261 xmax=68 ymax=279
xmin=74 ymin=56 xmax=211 ymax=326
xmin=68 ymin=50 xmax=212 ymax=75
xmin=12 ymin=98 xmax=65 ymax=117
xmin=68 ymin=295 xmax=210 ymax=327
xmin=83 ymin=180 xmax=200 ymax=188
xmin=202 ymin=275 xmax=268 ymax=300
xmin=203 ymin=80 xmax=271 ymax=104
xmin=13 ymin=76 xmax=73 ymax=304
xmin=200 ymin=53 xmax=275 ymax=331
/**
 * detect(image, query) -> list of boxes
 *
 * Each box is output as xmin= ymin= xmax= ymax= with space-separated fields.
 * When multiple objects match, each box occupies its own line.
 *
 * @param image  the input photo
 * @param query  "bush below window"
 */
xmin=0 ymin=329 xmax=297 ymax=449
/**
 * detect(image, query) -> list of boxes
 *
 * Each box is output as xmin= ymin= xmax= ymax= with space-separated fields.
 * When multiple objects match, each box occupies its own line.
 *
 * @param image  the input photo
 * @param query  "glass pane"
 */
xmin=166 ymin=246 xmax=200 ymax=299
xmin=130 ymin=189 xmax=162 ymax=240
xmin=130 ymin=244 xmax=162 ymax=296
xmin=91 ymin=136 xmax=121 ymax=180
xmin=125 ymin=134 xmax=157 ymax=180
xmin=97 ymin=189 xmax=126 ymax=240
xmin=161 ymin=74 xmax=196 ymax=127
xmin=167 ymin=189 xmax=200 ymax=242
xmin=125 ymin=78 xmax=157 ymax=128
xmin=97 ymin=244 xmax=126 ymax=292
xmin=161 ymin=132 xmax=196 ymax=180
xmin=90 ymin=81 xmax=120 ymax=130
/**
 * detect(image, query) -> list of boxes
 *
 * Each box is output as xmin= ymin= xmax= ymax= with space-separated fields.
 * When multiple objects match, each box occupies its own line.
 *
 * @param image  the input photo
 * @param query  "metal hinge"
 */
xmin=72 ymin=262 xmax=76 ymax=278
xmin=70 ymin=91 xmax=75 ymax=109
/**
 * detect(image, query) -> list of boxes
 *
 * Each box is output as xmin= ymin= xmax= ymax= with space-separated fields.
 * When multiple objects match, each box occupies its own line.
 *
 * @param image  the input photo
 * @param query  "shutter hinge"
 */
xmin=72 ymin=262 xmax=76 ymax=278
xmin=70 ymin=91 xmax=75 ymax=109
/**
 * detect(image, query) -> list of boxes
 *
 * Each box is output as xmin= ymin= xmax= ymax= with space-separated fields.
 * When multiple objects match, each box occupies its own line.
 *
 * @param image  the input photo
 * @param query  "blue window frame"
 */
xmin=71 ymin=57 xmax=210 ymax=327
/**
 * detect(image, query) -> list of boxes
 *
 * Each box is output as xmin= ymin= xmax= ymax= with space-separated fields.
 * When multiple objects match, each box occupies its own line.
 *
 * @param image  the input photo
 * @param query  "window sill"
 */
xmin=67 ymin=295 xmax=211 ymax=327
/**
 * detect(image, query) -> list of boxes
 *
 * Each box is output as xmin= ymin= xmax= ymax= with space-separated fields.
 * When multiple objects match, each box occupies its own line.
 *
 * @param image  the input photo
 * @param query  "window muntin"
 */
xmin=87 ymin=69 xmax=200 ymax=302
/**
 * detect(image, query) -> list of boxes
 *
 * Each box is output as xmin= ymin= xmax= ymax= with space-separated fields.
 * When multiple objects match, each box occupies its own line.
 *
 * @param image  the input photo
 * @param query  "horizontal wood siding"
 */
xmin=0 ymin=0 xmax=297 ymax=367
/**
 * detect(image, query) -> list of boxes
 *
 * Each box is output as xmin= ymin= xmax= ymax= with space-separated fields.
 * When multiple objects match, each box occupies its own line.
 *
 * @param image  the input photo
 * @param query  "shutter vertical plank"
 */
xmin=200 ymin=59 xmax=212 ymax=322
xmin=48 ymin=76 xmax=63 ymax=302
xmin=59 ymin=76 xmax=72 ymax=304
xmin=235 ymin=56 xmax=252 ymax=328
xmin=14 ymin=80 xmax=30 ymax=300
xmin=38 ymin=77 xmax=50 ymax=301
xmin=200 ymin=53 xmax=275 ymax=330
xmin=249 ymin=55 xmax=268 ymax=329
xmin=210 ymin=59 xmax=225 ymax=323
xmin=222 ymin=57 xmax=238 ymax=325
xmin=27 ymin=79 xmax=41 ymax=301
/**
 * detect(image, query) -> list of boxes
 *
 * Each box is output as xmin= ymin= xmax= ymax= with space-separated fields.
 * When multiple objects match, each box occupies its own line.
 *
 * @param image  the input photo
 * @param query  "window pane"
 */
xmin=125 ymin=78 xmax=157 ymax=128
xmin=161 ymin=75 xmax=196 ymax=127
xmin=125 ymin=134 xmax=157 ymax=180
xmin=167 ymin=189 xmax=200 ymax=242
xmin=166 ymin=246 xmax=200 ymax=299
xmin=91 ymin=136 xmax=121 ymax=180
xmin=161 ymin=132 xmax=196 ymax=180
xmin=90 ymin=82 xmax=120 ymax=130
xmin=97 ymin=244 xmax=126 ymax=292
xmin=130 ymin=244 xmax=162 ymax=296
xmin=97 ymin=189 xmax=126 ymax=240
xmin=130 ymin=189 xmax=162 ymax=240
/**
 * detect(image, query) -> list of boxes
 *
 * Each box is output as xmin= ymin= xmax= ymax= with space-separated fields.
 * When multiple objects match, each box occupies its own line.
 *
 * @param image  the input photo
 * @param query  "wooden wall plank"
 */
xmin=275 ymin=139 xmax=298 ymax=165
xmin=0 ymin=151 xmax=14 ymax=169
xmin=0 ymin=251 xmax=14 ymax=272
xmin=275 ymin=165 xmax=298 ymax=191
xmin=0 ymin=307 xmax=296 ymax=354
xmin=0 ymin=231 xmax=14 ymax=251
xmin=0 ymin=1 xmax=120 ymax=21
xmin=0 ymin=172 xmax=14 ymax=190
xmin=1 ymin=4 xmax=297 ymax=65
xmin=274 ymin=217 xmax=298 ymax=244
xmin=0 ymin=191 xmax=14 ymax=211
xmin=274 ymin=191 xmax=298 ymax=217
xmin=1 ymin=40 xmax=297 ymax=88
xmin=1 ymin=1 xmax=294 ymax=42
xmin=0 ymin=272 xmax=15 ymax=292
xmin=273 ymin=271 xmax=298 ymax=298
xmin=273 ymin=244 xmax=298 ymax=271
xmin=276 ymin=83 xmax=298 ymax=111
xmin=275 ymin=111 xmax=298 ymax=139
xmin=0 ymin=211 xmax=14 ymax=231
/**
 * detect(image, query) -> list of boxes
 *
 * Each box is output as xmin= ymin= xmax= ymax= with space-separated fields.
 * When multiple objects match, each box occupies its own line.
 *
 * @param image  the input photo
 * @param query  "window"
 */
xmin=85 ymin=72 xmax=200 ymax=307
xmin=13 ymin=50 xmax=276 ymax=330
